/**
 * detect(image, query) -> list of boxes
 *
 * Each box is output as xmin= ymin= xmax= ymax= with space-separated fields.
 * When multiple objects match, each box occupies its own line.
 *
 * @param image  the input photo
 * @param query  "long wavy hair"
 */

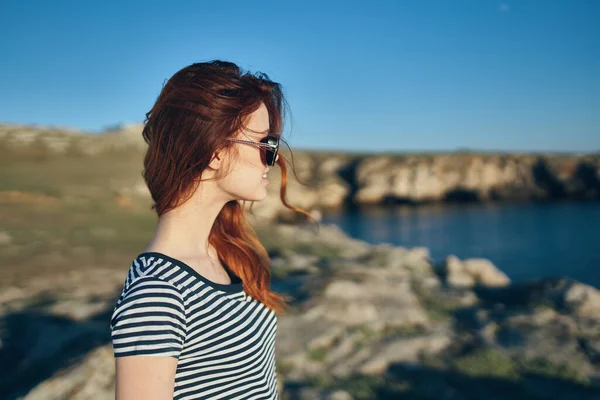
xmin=141 ymin=60 xmax=318 ymax=315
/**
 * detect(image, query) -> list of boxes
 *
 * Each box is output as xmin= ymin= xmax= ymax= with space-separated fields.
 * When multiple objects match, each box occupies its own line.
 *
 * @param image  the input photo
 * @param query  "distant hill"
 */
xmin=1 ymin=122 xmax=599 ymax=222
xmin=0 ymin=122 xmax=147 ymax=155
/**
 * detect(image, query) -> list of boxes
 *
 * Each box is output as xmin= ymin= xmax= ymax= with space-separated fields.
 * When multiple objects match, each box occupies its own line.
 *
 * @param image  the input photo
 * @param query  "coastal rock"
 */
xmin=276 ymin=256 xmax=432 ymax=381
xmin=3 ymin=123 xmax=600 ymax=224
xmin=318 ymin=179 xmax=349 ymax=209
xmin=462 ymin=258 xmax=511 ymax=287
xmin=440 ymin=255 xmax=510 ymax=288
xmin=354 ymin=157 xmax=393 ymax=204
xmin=374 ymin=245 xmax=433 ymax=272
xmin=22 ymin=345 xmax=115 ymax=400
xmin=443 ymin=255 xmax=476 ymax=288
xmin=359 ymin=331 xmax=452 ymax=375
xmin=1 ymin=221 xmax=600 ymax=399
xmin=318 ymin=267 xmax=429 ymax=328
xmin=497 ymin=307 xmax=596 ymax=378
xmin=562 ymin=282 xmax=600 ymax=319
xmin=270 ymin=223 xmax=373 ymax=260
xmin=271 ymin=253 xmax=321 ymax=275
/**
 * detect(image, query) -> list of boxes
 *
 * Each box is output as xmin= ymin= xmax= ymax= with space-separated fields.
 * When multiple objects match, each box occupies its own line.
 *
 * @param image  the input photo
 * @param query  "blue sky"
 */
xmin=1 ymin=0 xmax=598 ymax=152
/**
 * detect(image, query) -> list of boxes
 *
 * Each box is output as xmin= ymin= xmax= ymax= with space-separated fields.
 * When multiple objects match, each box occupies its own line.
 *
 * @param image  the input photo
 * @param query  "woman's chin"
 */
xmin=240 ymin=189 xmax=269 ymax=203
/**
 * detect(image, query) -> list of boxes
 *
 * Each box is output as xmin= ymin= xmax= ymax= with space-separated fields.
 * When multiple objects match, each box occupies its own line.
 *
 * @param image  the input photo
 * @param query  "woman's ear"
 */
xmin=208 ymin=150 xmax=222 ymax=170
xmin=209 ymin=147 xmax=234 ymax=171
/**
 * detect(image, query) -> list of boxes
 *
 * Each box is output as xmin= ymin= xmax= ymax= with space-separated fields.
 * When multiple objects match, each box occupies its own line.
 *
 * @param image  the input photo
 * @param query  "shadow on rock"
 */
xmin=336 ymin=157 xmax=363 ymax=209
xmin=472 ymin=277 xmax=578 ymax=310
xmin=573 ymin=162 xmax=600 ymax=199
xmin=442 ymin=187 xmax=481 ymax=203
xmin=284 ymin=361 xmax=600 ymax=400
xmin=384 ymin=362 xmax=600 ymax=400
xmin=532 ymin=159 xmax=566 ymax=200
xmin=0 ymin=297 xmax=117 ymax=399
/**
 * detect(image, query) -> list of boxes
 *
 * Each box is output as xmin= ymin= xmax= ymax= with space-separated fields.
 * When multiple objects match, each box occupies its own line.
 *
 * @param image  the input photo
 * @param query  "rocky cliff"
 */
xmin=1 ymin=223 xmax=599 ymax=399
xmin=2 ymin=123 xmax=599 ymax=223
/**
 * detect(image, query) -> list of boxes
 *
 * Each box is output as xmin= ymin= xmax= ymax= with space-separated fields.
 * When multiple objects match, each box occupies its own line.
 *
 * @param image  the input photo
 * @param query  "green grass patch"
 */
xmin=306 ymin=347 xmax=328 ymax=363
xmin=276 ymin=360 xmax=294 ymax=376
xmin=453 ymin=348 xmax=520 ymax=380
xmin=326 ymin=375 xmax=385 ymax=400
xmin=0 ymin=197 xmax=156 ymax=283
xmin=410 ymin=279 xmax=461 ymax=322
xmin=452 ymin=348 xmax=590 ymax=386
xmin=518 ymin=357 xmax=589 ymax=385
xmin=306 ymin=373 xmax=333 ymax=388
xmin=355 ymin=324 xmax=378 ymax=339
xmin=351 ymin=324 xmax=379 ymax=351
xmin=0 ymin=146 xmax=144 ymax=200
xmin=424 ymin=300 xmax=458 ymax=322
xmin=382 ymin=324 xmax=427 ymax=338
xmin=334 ymin=375 xmax=383 ymax=400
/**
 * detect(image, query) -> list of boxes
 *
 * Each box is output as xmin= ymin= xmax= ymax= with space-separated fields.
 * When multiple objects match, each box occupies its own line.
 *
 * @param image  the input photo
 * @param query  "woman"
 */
xmin=110 ymin=60 xmax=316 ymax=400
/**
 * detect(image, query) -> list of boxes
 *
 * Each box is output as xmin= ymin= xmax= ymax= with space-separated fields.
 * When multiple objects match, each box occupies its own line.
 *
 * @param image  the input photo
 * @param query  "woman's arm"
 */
xmin=110 ymin=277 xmax=187 ymax=399
xmin=115 ymin=356 xmax=178 ymax=399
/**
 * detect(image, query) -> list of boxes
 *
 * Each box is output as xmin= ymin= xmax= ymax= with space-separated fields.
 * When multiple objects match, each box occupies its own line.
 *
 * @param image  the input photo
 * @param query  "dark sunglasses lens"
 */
xmin=261 ymin=135 xmax=279 ymax=166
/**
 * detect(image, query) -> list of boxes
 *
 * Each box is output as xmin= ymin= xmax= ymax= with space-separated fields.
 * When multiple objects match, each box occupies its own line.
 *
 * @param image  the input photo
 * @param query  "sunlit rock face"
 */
xmin=2 ymin=123 xmax=599 ymax=224
xmin=1 ymin=221 xmax=600 ymax=399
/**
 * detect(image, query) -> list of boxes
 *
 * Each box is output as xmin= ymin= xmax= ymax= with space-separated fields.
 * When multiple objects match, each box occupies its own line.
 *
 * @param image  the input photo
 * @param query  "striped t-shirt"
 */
xmin=110 ymin=252 xmax=279 ymax=400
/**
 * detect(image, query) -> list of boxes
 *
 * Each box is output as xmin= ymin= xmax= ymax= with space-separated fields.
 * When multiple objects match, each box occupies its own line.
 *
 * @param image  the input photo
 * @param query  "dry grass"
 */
xmin=0 ymin=144 xmax=156 ymax=284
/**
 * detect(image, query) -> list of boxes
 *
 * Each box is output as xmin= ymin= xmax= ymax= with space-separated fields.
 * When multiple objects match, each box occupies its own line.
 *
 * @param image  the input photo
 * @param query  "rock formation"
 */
xmin=3 ymin=123 xmax=599 ymax=224
xmin=1 ymin=223 xmax=599 ymax=399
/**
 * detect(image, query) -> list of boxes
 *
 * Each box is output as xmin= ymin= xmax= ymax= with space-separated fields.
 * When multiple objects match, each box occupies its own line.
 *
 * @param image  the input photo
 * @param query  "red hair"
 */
xmin=141 ymin=60 xmax=317 ymax=314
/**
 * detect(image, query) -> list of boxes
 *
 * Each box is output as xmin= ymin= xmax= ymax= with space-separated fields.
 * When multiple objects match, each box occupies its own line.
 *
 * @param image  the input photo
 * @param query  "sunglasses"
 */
xmin=226 ymin=134 xmax=279 ymax=166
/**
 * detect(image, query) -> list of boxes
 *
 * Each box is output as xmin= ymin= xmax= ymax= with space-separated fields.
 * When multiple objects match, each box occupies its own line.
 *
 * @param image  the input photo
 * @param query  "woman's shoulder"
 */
xmin=130 ymin=251 xmax=245 ymax=295
xmin=111 ymin=254 xmax=187 ymax=328
xmin=109 ymin=257 xmax=187 ymax=322
xmin=110 ymin=260 xmax=187 ymax=358
xmin=120 ymin=252 xmax=184 ymax=293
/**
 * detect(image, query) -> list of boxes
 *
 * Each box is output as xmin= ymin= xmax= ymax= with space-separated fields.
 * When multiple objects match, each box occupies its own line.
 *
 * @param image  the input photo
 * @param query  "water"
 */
xmin=320 ymin=201 xmax=600 ymax=288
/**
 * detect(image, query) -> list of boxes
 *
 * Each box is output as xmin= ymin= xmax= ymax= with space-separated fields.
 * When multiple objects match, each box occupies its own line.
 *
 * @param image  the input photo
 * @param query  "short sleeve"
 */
xmin=110 ymin=276 xmax=187 ymax=359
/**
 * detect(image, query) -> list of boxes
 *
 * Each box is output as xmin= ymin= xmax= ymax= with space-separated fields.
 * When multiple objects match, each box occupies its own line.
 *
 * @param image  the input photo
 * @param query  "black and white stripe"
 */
xmin=110 ymin=252 xmax=279 ymax=399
